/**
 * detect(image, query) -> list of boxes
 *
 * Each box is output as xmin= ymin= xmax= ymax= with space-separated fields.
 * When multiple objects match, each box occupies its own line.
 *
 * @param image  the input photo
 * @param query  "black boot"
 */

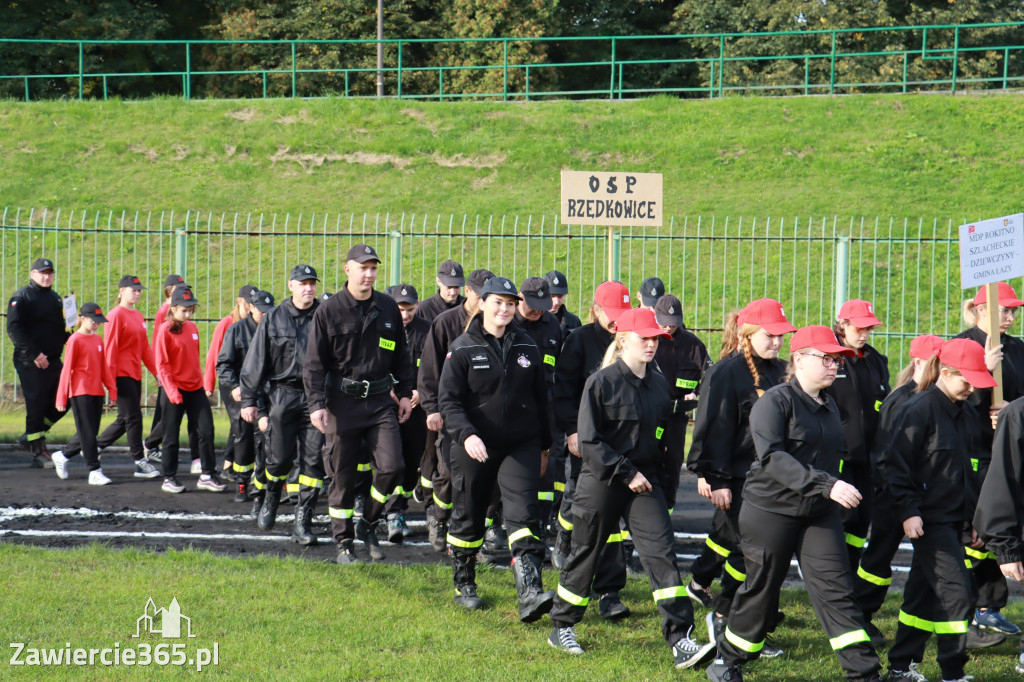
xmin=355 ymin=517 xmax=385 ymax=560
xmin=292 ymin=494 xmax=319 ymax=546
xmin=452 ymin=550 xmax=485 ymax=610
xmin=512 ymin=552 xmax=555 ymax=623
xmin=257 ymin=486 xmax=281 ymax=531
xmin=336 ymin=539 xmax=360 ymax=564
xmin=427 ymin=515 xmax=447 ymax=553
xmin=29 ymin=438 xmax=54 ymax=469
xmin=250 ymin=489 xmax=265 ymax=520
xmin=551 ymin=528 xmax=572 ymax=569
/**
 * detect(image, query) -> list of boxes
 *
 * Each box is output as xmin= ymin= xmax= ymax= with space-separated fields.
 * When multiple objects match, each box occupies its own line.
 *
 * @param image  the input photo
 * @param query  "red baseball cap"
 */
xmin=614 ymin=307 xmax=671 ymax=338
xmin=594 ymin=281 xmax=632 ymax=322
xmin=737 ymin=298 xmax=797 ymax=335
xmin=938 ymin=338 xmax=997 ymax=389
xmin=837 ymin=299 xmax=883 ymax=328
xmin=909 ymin=334 xmax=944 ymax=360
xmin=790 ymin=325 xmax=856 ymax=357
xmin=973 ymin=282 xmax=1024 ymax=308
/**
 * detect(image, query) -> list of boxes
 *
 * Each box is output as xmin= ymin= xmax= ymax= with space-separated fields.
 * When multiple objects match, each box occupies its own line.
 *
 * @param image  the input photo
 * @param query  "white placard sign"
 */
xmin=959 ymin=213 xmax=1024 ymax=289
xmin=560 ymin=170 xmax=663 ymax=227
xmin=63 ymin=293 xmax=78 ymax=330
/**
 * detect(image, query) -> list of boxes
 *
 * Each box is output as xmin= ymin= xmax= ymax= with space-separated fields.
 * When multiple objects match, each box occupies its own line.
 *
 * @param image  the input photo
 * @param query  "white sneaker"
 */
xmin=190 ymin=459 xmax=202 ymax=475
xmin=134 ymin=459 xmax=161 ymax=479
xmin=51 ymin=450 xmax=70 ymax=480
xmin=88 ymin=469 xmax=112 ymax=486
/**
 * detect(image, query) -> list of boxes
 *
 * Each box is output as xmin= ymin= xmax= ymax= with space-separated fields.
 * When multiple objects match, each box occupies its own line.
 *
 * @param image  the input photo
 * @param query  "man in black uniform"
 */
xmin=305 ymin=244 xmax=415 ymax=564
xmin=545 ymin=270 xmax=581 ymax=336
xmin=417 ymin=268 xmax=494 ymax=552
xmin=7 ymin=257 xmax=70 ymax=468
xmin=637 ymin=276 xmax=665 ymax=309
xmin=415 ymin=260 xmax=465 ymax=322
xmin=240 ymin=266 xmax=324 ymax=545
xmin=384 ymin=283 xmax=431 ymax=543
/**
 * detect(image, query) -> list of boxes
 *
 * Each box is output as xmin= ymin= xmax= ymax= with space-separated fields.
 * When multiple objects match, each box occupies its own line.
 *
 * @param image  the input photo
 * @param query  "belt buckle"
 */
xmin=358 ymin=380 xmax=370 ymax=399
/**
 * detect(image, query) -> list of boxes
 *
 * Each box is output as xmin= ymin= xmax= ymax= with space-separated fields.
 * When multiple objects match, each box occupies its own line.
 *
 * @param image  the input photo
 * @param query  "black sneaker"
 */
xmin=427 ymin=516 xmax=447 ymax=553
xmin=335 ymin=540 xmax=360 ymax=565
xmin=760 ymin=636 xmax=784 ymax=659
xmin=355 ymin=518 xmax=385 ymax=561
xmin=965 ymin=623 xmax=1006 ymax=649
xmin=687 ymin=580 xmax=715 ymax=609
xmin=706 ymin=659 xmax=743 ymax=681
xmin=548 ymin=626 xmax=584 ymax=655
xmin=882 ymin=662 xmax=927 ymax=682
xmin=234 ymin=483 xmax=249 ymax=503
xmin=386 ymin=513 xmax=405 ymax=544
xmin=672 ymin=631 xmax=716 ymax=669
xmin=598 ymin=592 xmax=631 ymax=620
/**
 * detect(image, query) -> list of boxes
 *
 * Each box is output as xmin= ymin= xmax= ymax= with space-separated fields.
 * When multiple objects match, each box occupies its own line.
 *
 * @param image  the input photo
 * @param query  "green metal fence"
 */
xmin=2 ymin=21 xmax=1024 ymax=101
xmin=0 ymin=207 xmax=1000 ymax=405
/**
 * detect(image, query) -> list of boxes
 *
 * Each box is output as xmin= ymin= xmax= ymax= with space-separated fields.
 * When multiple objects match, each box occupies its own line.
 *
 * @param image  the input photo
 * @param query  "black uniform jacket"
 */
xmin=303 ymin=285 xmax=413 ymax=412
xmin=886 ymin=386 xmax=982 ymax=526
xmin=7 ymin=280 xmax=69 ymax=361
xmin=975 ymin=396 xmax=1024 ymax=564
xmin=418 ymin=303 xmax=471 ymax=416
xmin=955 ymin=325 xmax=1024 ymax=450
xmin=437 ymin=316 xmax=550 ymax=451
xmin=687 ymin=352 xmax=787 ymax=490
xmin=577 ymin=358 xmax=671 ymax=487
xmin=554 ymin=306 xmax=582 ymax=336
xmin=514 ymin=309 xmax=563 ymax=389
xmin=216 ymin=315 xmax=258 ymax=391
xmin=405 ymin=315 xmax=431 ymax=384
xmin=240 ymin=298 xmax=318 ymax=406
xmin=825 ymin=342 xmax=890 ymax=464
xmin=867 ymin=380 xmax=917 ymax=487
xmin=654 ymin=327 xmax=711 ymax=414
xmin=552 ymin=322 xmax=614 ymax=437
xmin=745 ymin=379 xmax=846 ymax=519
xmin=416 ymin=292 xmax=465 ymax=323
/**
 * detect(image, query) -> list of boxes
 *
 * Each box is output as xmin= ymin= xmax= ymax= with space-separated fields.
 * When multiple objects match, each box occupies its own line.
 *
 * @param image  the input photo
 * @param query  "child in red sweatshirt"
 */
xmin=53 ymin=303 xmax=117 ymax=485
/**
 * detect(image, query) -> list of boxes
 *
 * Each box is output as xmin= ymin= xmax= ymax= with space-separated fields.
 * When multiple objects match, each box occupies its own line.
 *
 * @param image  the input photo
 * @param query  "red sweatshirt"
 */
xmin=152 ymin=303 xmax=170 ymax=345
xmin=104 ymin=305 xmax=157 ymax=381
xmin=203 ymin=315 xmax=233 ymax=393
xmin=155 ymin=320 xmax=203 ymax=404
xmin=56 ymin=332 xmax=117 ymax=409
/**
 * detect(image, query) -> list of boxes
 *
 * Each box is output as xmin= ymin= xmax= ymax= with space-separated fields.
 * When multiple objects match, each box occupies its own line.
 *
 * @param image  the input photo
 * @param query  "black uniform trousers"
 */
xmin=853 ymin=487 xmax=906 ymax=620
xmin=159 ymin=388 xmax=215 ymax=478
xmin=551 ymin=473 xmax=694 ymax=648
xmin=146 ymin=385 xmax=200 ymax=456
xmin=324 ymin=392 xmax=403 ymax=543
xmin=690 ymin=481 xmax=747 ymax=616
xmin=541 ymin=433 xmax=568 ymax=525
xmin=840 ymin=460 xmax=874 ymax=568
xmin=428 ymin=429 xmax=454 ymax=521
xmin=418 ymin=429 xmax=439 ymax=508
xmin=262 ymin=384 xmax=324 ymax=505
xmin=971 ymin=554 xmax=1009 ymax=612
xmin=557 ymin=448 xmax=628 ymax=595
xmin=889 ymin=523 xmax=971 ymax=681
xmin=720 ymin=505 xmax=879 ymax=681
xmin=15 ymin=356 xmax=66 ymax=440
xmin=386 ymin=404 xmax=427 ymax=515
xmin=219 ymin=384 xmax=238 ymax=465
xmin=67 ymin=395 xmax=103 ymax=471
xmin=448 ymin=439 xmax=545 ymax=558
xmin=661 ymin=413 xmax=689 ymax=511
xmin=223 ymin=388 xmax=256 ymax=486
xmin=65 ymin=377 xmax=146 ymax=460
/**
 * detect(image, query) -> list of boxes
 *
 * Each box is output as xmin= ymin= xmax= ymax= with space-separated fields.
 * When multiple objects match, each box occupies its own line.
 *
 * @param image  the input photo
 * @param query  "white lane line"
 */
xmin=2 ymin=528 xmax=432 ymax=547
xmin=0 ymin=506 xmax=426 ymax=527
xmin=678 ymin=531 xmax=914 ymax=553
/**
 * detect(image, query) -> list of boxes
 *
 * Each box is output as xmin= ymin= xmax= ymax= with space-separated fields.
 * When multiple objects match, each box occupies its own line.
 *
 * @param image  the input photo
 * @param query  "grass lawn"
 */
xmin=0 ymin=409 xmax=233 ymax=448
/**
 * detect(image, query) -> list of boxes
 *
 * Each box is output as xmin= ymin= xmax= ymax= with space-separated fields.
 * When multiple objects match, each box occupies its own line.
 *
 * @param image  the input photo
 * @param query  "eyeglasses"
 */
xmin=1000 ymin=307 xmax=1019 ymax=319
xmin=798 ymin=351 xmax=840 ymax=368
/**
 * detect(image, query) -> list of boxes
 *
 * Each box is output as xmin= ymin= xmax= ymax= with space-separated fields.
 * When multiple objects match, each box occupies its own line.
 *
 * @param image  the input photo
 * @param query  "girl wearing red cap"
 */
xmin=687 ymin=298 xmax=794 ymax=653
xmin=853 ymin=335 xmax=945 ymax=645
xmin=52 ymin=303 xmax=118 ymax=485
xmin=883 ymin=338 xmax=994 ymax=682
xmin=548 ymin=306 xmax=715 ymax=670
xmin=956 ymin=282 xmax=1024 ymax=637
xmin=708 ymin=325 xmax=881 ymax=682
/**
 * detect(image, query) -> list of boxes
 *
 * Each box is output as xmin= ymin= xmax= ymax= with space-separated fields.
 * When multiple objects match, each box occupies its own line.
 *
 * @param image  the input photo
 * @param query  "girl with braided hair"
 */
xmin=686 ymin=299 xmax=795 ymax=653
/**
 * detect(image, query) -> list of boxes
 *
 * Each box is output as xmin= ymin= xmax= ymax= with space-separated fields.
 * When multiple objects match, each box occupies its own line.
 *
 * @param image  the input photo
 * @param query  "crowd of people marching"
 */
xmin=10 ymin=252 xmax=1024 ymax=681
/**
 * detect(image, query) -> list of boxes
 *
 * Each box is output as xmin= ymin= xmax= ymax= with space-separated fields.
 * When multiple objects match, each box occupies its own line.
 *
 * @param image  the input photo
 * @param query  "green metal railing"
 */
xmin=2 ymin=22 xmax=1023 ymax=101
xmin=0 ymin=207 xmax=1002 ymax=404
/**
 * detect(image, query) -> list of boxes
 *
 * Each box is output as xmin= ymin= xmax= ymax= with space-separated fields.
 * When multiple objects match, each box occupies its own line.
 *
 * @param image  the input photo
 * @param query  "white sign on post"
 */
xmin=958 ymin=213 xmax=1024 ymax=289
xmin=560 ymin=171 xmax=663 ymax=227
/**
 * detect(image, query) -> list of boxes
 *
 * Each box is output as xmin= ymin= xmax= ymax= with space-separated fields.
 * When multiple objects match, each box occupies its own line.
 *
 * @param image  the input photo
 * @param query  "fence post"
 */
xmin=834 ymin=234 xmax=849 ymax=316
xmin=175 ymin=229 xmax=188 ymax=282
xmin=607 ymin=227 xmax=621 ymax=282
xmin=389 ymin=230 xmax=402 ymax=286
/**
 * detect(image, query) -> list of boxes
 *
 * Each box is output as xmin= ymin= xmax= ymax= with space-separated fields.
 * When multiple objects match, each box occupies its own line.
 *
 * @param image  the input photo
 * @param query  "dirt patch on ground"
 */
xmin=402 ymin=108 xmax=439 ymax=137
xmin=275 ymin=110 xmax=312 ymax=125
xmin=431 ymin=153 xmax=507 ymax=170
xmin=128 ymin=144 xmax=159 ymax=162
xmin=225 ymin=108 xmax=260 ymax=122
xmin=269 ymin=146 xmax=412 ymax=173
xmin=471 ymin=170 xmax=499 ymax=190
xmin=171 ymin=144 xmax=190 ymax=161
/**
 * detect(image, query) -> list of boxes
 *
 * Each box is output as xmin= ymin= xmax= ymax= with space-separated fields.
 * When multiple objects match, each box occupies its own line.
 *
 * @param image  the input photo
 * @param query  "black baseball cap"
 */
xmin=467 ymin=269 xmax=495 ymax=295
xmin=289 ymin=264 xmax=319 ymax=282
xmin=239 ymin=284 xmax=257 ymax=301
xmin=391 ymin=283 xmax=419 ymax=304
xmin=480 ymin=276 xmax=518 ymax=299
xmin=171 ymin=287 xmax=199 ymax=307
xmin=437 ymin=260 xmax=465 ymax=287
xmin=80 ymin=302 xmax=108 ymax=323
xmin=250 ymin=289 xmax=275 ymax=313
xmin=639 ymin=276 xmax=666 ymax=307
xmin=31 ymin=258 xmax=55 ymax=272
xmin=520 ymin=277 xmax=552 ymax=312
xmin=118 ymin=275 xmax=145 ymax=290
xmin=319 ymin=292 xmax=333 ymax=303
xmin=545 ymin=270 xmax=569 ymax=295
xmin=346 ymin=244 xmax=380 ymax=263
xmin=654 ymin=294 xmax=683 ymax=328
xmin=164 ymin=274 xmax=185 ymax=288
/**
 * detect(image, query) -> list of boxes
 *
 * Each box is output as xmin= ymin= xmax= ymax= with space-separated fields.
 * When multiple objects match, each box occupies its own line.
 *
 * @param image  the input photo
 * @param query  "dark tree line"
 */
xmin=1 ymin=1 xmax=1022 ymax=99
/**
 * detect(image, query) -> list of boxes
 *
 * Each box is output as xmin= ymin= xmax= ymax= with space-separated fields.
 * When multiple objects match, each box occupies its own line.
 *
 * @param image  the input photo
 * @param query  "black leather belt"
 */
xmin=327 ymin=374 xmax=394 ymax=399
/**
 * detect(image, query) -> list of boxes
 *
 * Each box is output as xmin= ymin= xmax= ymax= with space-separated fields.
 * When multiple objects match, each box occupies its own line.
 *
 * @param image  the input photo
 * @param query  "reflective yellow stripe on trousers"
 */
xmin=724 ymin=627 xmax=763 ymax=653
xmin=652 ymin=586 xmax=686 ymax=602
xmin=856 ymin=565 xmax=892 ymax=587
xmin=829 ymin=629 xmax=869 ymax=650
xmin=557 ymin=584 xmax=589 ymax=607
